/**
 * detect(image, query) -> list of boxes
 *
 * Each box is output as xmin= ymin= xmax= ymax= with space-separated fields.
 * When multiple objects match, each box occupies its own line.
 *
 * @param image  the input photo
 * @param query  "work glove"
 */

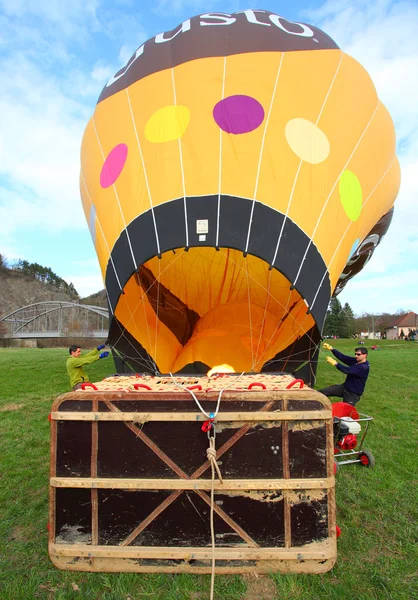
xmin=99 ymin=351 xmax=109 ymax=359
xmin=323 ymin=342 xmax=333 ymax=351
xmin=326 ymin=356 xmax=337 ymax=367
xmin=97 ymin=343 xmax=106 ymax=351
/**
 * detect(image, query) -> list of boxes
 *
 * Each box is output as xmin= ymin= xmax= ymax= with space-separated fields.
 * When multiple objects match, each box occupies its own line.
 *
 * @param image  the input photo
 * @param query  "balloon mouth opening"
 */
xmin=110 ymin=247 xmax=318 ymax=374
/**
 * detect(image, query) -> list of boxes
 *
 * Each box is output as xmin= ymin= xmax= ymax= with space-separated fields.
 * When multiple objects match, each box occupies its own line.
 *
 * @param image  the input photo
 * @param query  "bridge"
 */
xmin=0 ymin=301 xmax=109 ymax=339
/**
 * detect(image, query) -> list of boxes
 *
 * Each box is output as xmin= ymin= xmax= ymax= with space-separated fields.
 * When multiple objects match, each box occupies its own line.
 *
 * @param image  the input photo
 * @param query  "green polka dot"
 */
xmin=339 ymin=170 xmax=362 ymax=221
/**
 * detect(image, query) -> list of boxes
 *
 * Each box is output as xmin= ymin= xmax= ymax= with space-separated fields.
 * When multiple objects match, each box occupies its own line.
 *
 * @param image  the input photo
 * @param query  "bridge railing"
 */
xmin=0 ymin=302 xmax=109 ymax=339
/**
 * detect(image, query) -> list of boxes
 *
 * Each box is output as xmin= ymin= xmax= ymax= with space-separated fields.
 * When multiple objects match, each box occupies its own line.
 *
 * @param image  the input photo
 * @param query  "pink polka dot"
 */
xmin=100 ymin=143 xmax=128 ymax=188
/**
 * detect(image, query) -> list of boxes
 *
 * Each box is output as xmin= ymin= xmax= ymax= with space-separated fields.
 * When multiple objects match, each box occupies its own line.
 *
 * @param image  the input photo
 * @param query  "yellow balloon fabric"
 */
xmin=80 ymin=10 xmax=400 ymax=381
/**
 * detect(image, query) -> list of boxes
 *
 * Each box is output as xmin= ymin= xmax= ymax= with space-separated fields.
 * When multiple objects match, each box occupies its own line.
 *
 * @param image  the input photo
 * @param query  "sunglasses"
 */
xmin=355 ymin=353 xmax=362 ymax=356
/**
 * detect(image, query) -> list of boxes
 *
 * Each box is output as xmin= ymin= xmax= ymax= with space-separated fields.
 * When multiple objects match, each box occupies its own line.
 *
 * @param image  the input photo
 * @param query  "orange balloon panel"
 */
xmin=80 ymin=10 xmax=400 ymax=381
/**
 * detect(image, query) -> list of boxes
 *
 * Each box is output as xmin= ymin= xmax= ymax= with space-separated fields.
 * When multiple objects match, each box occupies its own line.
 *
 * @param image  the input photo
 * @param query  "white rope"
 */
xmin=126 ymin=88 xmax=161 ymax=256
xmin=207 ymin=435 xmax=223 ymax=600
xmin=92 ymin=116 xmax=137 ymax=271
xmin=245 ymin=260 xmax=255 ymax=369
xmin=217 ymin=249 xmax=321 ymax=364
xmin=293 ymin=101 xmax=380 ymax=289
xmin=216 ymin=56 xmax=227 ymax=249
xmin=270 ymin=51 xmax=344 ymax=268
xmin=309 ymin=156 xmax=396 ymax=312
xmin=154 ymin=258 xmax=161 ymax=368
xmin=80 ymin=171 xmax=123 ymax=294
xmin=172 ymin=67 xmax=189 ymax=248
xmin=245 ymin=52 xmax=285 ymax=255
xmin=168 ymin=371 xmax=246 ymax=419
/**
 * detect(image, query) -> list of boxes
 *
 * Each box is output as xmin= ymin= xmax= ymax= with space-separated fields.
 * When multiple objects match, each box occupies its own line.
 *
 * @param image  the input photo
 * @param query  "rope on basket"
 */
xmin=207 ymin=433 xmax=223 ymax=600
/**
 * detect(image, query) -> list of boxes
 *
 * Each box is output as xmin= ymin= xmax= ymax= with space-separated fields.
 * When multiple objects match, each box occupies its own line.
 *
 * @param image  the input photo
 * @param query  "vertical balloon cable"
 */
xmin=215 ymin=56 xmax=227 ymax=249
xmin=217 ymin=250 xmax=312 ymax=369
xmin=171 ymin=68 xmax=189 ymax=248
xmin=93 ymin=116 xmax=138 ymax=271
xmin=80 ymin=171 xmax=123 ymax=294
xmin=245 ymin=52 xmax=284 ymax=255
xmin=245 ymin=259 xmax=255 ymax=369
xmin=105 ymin=289 xmax=114 ymax=316
xmin=154 ymin=258 xmax=161 ymax=369
xmin=253 ymin=270 xmax=272 ymax=370
xmin=310 ymin=156 xmax=396 ymax=311
xmin=126 ymin=88 xmax=161 ymax=257
xmin=293 ymin=101 xmax=380 ymax=289
xmin=271 ymin=51 xmax=343 ymax=269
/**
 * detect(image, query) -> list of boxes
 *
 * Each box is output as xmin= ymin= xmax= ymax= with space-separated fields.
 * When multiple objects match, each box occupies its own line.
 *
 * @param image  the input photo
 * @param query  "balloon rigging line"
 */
xmin=110 ymin=320 xmax=157 ymax=373
xmin=216 ymin=55 xmax=227 ymax=249
xmin=138 ymin=275 xmax=154 ymax=358
xmin=109 ymin=249 xmax=188 ymax=373
xmin=171 ymin=67 xmax=189 ymax=249
xmin=315 ymin=50 xmax=344 ymax=125
xmin=154 ymin=258 xmax=161 ymax=369
xmin=293 ymin=100 xmax=380 ymax=289
xmin=113 ymin=249 xmax=186 ymax=341
xmin=111 ymin=345 xmax=138 ymax=374
xmin=109 ymin=244 xmax=327 ymax=374
xmin=270 ymin=159 xmax=304 ymax=268
xmin=126 ymin=88 xmax=161 ymax=256
xmin=80 ymin=172 xmax=123 ymax=294
xmin=252 ymin=281 xmax=294 ymax=372
xmin=168 ymin=371 xmax=246 ymax=419
xmin=92 ymin=116 xmax=138 ymax=271
xmin=112 ymin=342 xmax=318 ymax=365
xmin=245 ymin=259 xmax=255 ymax=369
xmin=115 ymin=321 xmax=158 ymax=373
xmin=105 ymin=289 xmax=114 ymax=316
xmin=244 ymin=51 xmax=285 ymax=255
xmin=271 ymin=52 xmax=343 ymax=268
xmin=217 ymin=249 xmax=321 ymax=366
xmin=310 ymin=156 xmax=396 ymax=312
xmin=218 ymin=248 xmax=309 ymax=328
xmin=109 ymin=291 xmax=155 ymax=369
xmin=253 ymin=269 xmax=272 ymax=370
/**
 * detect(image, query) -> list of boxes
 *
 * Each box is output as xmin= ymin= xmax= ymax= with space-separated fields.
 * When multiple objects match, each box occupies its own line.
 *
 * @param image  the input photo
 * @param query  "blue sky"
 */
xmin=0 ymin=0 xmax=417 ymax=316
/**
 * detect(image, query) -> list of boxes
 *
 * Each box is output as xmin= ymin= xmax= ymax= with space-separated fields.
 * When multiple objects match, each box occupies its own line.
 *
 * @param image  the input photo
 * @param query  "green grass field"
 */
xmin=0 ymin=340 xmax=417 ymax=599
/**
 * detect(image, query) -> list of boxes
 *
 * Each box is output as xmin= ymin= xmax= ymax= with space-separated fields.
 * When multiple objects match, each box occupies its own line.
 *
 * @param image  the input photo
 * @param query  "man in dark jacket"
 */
xmin=319 ymin=343 xmax=369 ymax=406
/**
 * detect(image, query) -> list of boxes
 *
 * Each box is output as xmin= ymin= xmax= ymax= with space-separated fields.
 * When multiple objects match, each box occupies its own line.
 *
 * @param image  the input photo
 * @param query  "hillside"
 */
xmin=81 ymin=289 xmax=107 ymax=308
xmin=0 ymin=264 xmax=79 ymax=317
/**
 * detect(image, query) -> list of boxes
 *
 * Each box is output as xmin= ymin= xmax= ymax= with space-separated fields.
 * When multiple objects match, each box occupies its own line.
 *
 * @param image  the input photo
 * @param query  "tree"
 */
xmin=322 ymin=297 xmax=356 ymax=338
xmin=10 ymin=259 xmax=79 ymax=298
xmin=340 ymin=303 xmax=356 ymax=338
xmin=323 ymin=297 xmax=342 ymax=337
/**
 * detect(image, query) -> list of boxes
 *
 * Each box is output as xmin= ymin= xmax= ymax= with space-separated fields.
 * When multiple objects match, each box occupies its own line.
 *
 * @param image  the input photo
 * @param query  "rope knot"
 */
xmin=207 ymin=437 xmax=223 ymax=484
xmin=206 ymin=447 xmax=217 ymax=461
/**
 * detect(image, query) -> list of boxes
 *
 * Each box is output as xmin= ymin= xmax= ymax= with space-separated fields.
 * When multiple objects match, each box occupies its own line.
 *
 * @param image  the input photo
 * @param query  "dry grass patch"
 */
xmin=0 ymin=403 xmax=24 ymax=412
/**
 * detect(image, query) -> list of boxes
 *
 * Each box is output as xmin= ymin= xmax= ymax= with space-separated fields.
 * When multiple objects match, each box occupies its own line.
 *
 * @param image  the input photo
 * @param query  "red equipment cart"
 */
xmin=332 ymin=402 xmax=375 ymax=472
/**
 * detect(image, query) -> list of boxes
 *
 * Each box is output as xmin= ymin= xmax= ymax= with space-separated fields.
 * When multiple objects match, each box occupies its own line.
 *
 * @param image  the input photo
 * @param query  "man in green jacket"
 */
xmin=66 ymin=344 xmax=109 ymax=390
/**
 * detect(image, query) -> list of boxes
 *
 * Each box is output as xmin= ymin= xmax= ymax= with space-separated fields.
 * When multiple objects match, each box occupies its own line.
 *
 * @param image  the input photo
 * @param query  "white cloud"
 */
xmin=1 ymin=0 xmax=417 ymax=315
xmin=303 ymin=0 xmax=418 ymax=146
xmin=304 ymin=0 xmax=418 ymax=314
xmin=64 ymin=273 xmax=105 ymax=297
xmin=339 ymin=268 xmax=418 ymax=314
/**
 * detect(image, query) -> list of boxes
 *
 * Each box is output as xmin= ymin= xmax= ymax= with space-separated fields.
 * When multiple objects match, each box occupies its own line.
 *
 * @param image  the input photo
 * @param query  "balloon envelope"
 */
xmin=80 ymin=10 xmax=400 ymax=382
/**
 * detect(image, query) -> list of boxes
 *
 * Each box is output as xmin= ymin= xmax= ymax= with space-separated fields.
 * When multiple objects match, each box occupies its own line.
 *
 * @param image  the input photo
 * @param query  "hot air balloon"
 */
xmin=80 ymin=9 xmax=400 ymax=384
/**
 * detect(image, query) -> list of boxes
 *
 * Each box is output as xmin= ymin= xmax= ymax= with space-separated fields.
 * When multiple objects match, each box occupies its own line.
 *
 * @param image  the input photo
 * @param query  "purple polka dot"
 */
xmin=213 ymin=95 xmax=264 ymax=134
xmin=100 ymin=143 xmax=128 ymax=188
